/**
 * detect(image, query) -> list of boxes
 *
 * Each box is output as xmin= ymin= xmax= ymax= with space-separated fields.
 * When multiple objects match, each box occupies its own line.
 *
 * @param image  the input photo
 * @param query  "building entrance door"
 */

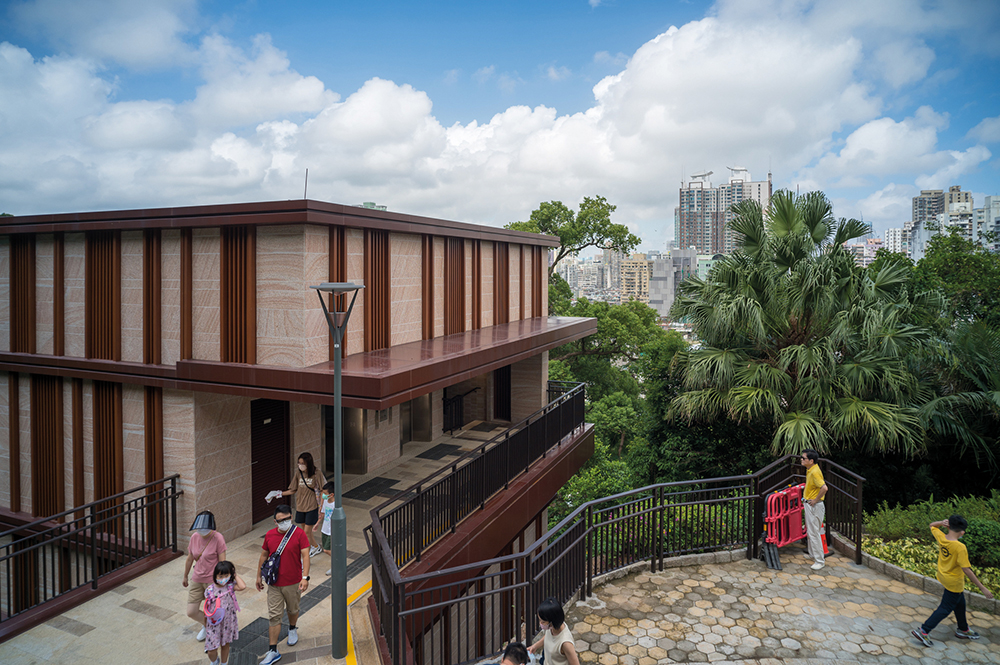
xmin=251 ymin=399 xmax=290 ymax=524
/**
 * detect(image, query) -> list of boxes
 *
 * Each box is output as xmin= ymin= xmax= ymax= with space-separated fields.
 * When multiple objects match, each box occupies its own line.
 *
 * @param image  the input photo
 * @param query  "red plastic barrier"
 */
xmin=764 ymin=483 xmax=806 ymax=547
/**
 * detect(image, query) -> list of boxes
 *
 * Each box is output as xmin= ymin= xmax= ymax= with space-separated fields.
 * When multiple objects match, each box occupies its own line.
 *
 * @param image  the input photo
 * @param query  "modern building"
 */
xmin=620 ymin=254 xmax=652 ymax=303
xmin=884 ymin=227 xmax=908 ymax=255
xmin=909 ymin=186 xmax=978 ymax=261
xmin=676 ymin=168 xmax=772 ymax=255
xmin=0 ymin=200 xmax=596 ymax=542
xmin=648 ymin=247 xmax=698 ymax=318
xmin=602 ymin=248 xmax=623 ymax=290
xmin=974 ymin=195 xmax=1000 ymax=251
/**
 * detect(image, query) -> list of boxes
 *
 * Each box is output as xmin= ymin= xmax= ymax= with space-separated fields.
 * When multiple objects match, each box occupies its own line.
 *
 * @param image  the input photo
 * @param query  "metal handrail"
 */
xmin=0 ymin=474 xmax=181 ymax=539
xmin=367 ymin=439 xmax=865 ymax=665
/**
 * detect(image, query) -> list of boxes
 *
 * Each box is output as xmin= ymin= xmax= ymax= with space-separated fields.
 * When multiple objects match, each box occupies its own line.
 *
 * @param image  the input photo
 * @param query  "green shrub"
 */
xmin=863 ymin=535 xmax=1000 ymax=599
xmin=864 ymin=490 xmax=1000 ymax=542
xmin=964 ymin=518 xmax=1000 ymax=568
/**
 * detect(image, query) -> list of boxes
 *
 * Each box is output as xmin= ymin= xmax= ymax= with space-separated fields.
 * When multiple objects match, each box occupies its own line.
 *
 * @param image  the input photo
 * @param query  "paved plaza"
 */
xmin=566 ymin=552 xmax=1000 ymax=664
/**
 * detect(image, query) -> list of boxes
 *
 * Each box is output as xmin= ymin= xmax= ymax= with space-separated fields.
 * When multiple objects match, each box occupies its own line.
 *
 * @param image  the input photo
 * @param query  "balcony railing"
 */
xmin=0 ymin=476 xmax=183 ymax=640
xmin=366 ymin=450 xmax=863 ymax=665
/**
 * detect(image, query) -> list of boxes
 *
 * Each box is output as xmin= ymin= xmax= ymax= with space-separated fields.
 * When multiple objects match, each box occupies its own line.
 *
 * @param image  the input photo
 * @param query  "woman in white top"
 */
xmin=528 ymin=596 xmax=580 ymax=665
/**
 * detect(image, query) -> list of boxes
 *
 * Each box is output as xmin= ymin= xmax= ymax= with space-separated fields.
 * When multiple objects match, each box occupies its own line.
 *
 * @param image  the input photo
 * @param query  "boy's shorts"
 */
xmin=321 ymin=533 xmax=331 ymax=551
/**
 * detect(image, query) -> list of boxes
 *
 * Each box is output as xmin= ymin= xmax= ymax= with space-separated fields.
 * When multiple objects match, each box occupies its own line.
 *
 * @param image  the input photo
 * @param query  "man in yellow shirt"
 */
xmin=911 ymin=515 xmax=994 ymax=647
xmin=800 ymin=450 xmax=827 ymax=570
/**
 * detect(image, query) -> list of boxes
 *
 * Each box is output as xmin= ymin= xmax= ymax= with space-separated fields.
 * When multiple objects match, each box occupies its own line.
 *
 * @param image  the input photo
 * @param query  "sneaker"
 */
xmin=196 ymin=626 xmax=207 ymax=641
xmin=287 ymin=628 xmax=299 ymax=646
xmin=309 ymin=545 xmax=322 ymax=558
xmin=261 ymin=650 xmax=282 ymax=665
xmin=810 ymin=562 xmax=825 ymax=570
xmin=955 ymin=629 xmax=980 ymax=640
xmin=326 ymin=568 xmax=332 ymax=575
xmin=911 ymin=628 xmax=933 ymax=647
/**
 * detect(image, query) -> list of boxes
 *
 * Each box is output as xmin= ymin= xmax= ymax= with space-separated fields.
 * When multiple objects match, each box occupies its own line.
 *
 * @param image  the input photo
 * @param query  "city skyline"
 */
xmin=2 ymin=0 xmax=1000 ymax=252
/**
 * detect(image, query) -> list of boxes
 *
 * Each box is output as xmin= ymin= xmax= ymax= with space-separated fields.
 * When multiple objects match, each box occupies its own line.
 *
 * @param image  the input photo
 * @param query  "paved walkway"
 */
xmin=0 ymin=427 xmax=501 ymax=665
xmin=566 ymin=550 xmax=1000 ymax=664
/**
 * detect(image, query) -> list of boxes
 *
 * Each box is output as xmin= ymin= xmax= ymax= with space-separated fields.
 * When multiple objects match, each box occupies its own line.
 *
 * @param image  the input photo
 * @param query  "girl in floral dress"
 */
xmin=203 ymin=561 xmax=245 ymax=665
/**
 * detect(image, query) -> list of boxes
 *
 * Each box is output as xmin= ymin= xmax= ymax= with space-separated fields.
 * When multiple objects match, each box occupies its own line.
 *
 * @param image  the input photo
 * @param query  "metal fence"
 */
xmin=368 ymin=435 xmax=864 ymax=665
xmin=0 ymin=475 xmax=183 ymax=630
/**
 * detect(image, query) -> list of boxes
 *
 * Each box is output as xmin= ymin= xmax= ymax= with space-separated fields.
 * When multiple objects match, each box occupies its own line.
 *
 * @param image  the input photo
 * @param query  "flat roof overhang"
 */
xmin=0 ymin=199 xmax=559 ymax=248
xmin=0 ymin=316 xmax=596 ymax=409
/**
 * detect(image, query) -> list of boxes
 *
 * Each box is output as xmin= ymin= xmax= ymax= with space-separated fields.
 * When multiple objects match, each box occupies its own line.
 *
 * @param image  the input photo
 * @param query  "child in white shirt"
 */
xmin=320 ymin=482 xmax=336 ymax=576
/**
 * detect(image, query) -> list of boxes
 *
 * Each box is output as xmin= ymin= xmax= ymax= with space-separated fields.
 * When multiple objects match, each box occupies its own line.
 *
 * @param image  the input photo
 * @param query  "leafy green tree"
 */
xmin=589 ymin=392 xmax=641 ymax=458
xmin=548 ymin=272 xmax=574 ymax=315
xmin=913 ymin=228 xmax=1000 ymax=327
xmin=669 ymin=190 xmax=946 ymax=457
xmin=506 ymin=195 xmax=640 ymax=278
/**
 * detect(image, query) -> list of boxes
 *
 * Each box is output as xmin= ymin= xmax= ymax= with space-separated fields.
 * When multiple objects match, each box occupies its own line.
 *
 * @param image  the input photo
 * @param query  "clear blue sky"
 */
xmin=2 ymin=0 xmax=999 ymax=250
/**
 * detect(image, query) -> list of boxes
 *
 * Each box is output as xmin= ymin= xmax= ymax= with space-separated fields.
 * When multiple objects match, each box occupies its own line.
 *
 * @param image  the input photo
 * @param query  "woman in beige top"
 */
xmin=275 ymin=452 xmax=326 ymax=558
xmin=528 ymin=596 xmax=580 ymax=665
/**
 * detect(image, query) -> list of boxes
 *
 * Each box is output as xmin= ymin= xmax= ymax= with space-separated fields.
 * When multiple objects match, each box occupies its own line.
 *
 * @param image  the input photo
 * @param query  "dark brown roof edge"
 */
xmin=0 ymin=199 xmax=559 ymax=246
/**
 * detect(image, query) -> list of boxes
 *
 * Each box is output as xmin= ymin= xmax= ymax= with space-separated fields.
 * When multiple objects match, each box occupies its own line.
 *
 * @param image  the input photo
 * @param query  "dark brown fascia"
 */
xmin=0 ymin=316 xmax=595 ymax=410
xmin=0 ymin=199 xmax=559 ymax=247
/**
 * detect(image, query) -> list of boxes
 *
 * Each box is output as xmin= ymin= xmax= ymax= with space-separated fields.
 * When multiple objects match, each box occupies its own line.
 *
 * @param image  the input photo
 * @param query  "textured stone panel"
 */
xmin=191 ymin=228 xmax=220 ymax=361
xmin=121 ymin=231 xmax=144 ymax=363
xmin=64 ymin=233 xmax=86 ymax=358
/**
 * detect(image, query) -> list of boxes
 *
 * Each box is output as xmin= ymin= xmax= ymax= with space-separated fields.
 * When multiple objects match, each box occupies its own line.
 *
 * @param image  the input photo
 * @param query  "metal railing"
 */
xmin=372 ymin=381 xmax=586 ymax=570
xmin=368 ymin=435 xmax=864 ymax=665
xmin=0 ymin=475 xmax=183 ymax=628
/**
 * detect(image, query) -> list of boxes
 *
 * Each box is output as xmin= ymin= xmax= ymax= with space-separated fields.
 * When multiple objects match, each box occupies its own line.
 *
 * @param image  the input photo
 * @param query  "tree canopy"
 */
xmin=505 ymin=195 xmax=640 ymax=277
xmin=669 ymin=190 xmax=947 ymax=457
xmin=912 ymin=228 xmax=1000 ymax=328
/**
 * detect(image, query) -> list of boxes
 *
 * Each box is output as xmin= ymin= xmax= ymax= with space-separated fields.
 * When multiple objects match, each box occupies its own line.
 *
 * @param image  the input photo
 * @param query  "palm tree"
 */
xmin=669 ymin=190 xmax=945 ymax=456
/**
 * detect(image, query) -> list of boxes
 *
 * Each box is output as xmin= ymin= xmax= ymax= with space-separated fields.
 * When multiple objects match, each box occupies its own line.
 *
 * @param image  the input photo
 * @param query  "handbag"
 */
xmin=260 ymin=525 xmax=296 ymax=586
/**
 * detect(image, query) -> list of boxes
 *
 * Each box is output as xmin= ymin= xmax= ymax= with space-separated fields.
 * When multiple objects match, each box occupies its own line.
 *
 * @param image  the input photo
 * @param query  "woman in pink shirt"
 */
xmin=182 ymin=511 xmax=227 ymax=642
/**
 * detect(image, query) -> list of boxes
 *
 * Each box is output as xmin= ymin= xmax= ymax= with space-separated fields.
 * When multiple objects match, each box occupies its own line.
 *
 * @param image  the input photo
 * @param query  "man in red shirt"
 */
xmin=256 ymin=504 xmax=311 ymax=665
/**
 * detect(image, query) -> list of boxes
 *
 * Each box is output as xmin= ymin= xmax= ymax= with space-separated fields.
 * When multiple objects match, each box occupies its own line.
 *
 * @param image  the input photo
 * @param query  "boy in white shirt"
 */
xmin=320 ymin=482 xmax=336 ymax=576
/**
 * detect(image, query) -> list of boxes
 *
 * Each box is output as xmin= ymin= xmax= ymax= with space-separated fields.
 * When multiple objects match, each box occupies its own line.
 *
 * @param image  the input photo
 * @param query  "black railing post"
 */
xmin=170 ymin=476 xmax=178 ymax=553
xmin=451 ymin=466 xmax=458 ymax=532
xmin=586 ymin=503 xmax=593 ymax=598
xmin=89 ymin=504 xmax=100 ymax=589
xmin=414 ymin=485 xmax=423 ymax=563
xmin=747 ymin=474 xmax=757 ymax=561
xmin=855 ymin=477 xmax=864 ymax=565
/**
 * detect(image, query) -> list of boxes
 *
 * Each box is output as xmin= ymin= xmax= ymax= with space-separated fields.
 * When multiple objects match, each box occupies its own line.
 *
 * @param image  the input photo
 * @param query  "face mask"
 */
xmin=322 ymin=493 xmax=329 ymax=501
xmin=217 ymin=576 xmax=231 ymax=586
xmin=540 ymin=620 xmax=550 ymax=631
xmin=197 ymin=529 xmax=211 ymax=538
xmin=298 ymin=463 xmax=307 ymax=471
xmin=277 ymin=519 xmax=292 ymax=532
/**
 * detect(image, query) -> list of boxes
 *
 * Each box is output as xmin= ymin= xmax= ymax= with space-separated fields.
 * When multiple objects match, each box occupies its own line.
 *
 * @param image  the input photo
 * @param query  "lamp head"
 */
xmin=310 ymin=282 xmax=364 ymax=295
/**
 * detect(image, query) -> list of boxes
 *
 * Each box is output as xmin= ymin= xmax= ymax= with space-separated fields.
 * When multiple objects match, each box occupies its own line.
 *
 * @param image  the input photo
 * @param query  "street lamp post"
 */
xmin=310 ymin=282 xmax=363 ymax=659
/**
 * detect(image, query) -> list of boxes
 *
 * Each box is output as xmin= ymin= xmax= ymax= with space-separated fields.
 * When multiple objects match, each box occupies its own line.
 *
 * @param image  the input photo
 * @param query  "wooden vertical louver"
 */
xmin=421 ymin=235 xmax=434 ymax=340
xmin=329 ymin=226 xmax=347 ymax=357
xmin=72 ymin=379 xmax=84 ymax=519
xmin=30 ymin=375 xmax=64 ymax=517
xmin=85 ymin=231 xmax=121 ymax=361
xmin=180 ymin=229 xmax=193 ymax=359
xmin=444 ymin=237 xmax=465 ymax=335
xmin=9 ymin=373 xmax=20 ymax=513
xmin=532 ymin=246 xmax=543 ymax=318
xmin=220 ymin=226 xmax=256 ymax=364
xmin=494 ymin=243 xmax=509 ymax=325
xmin=143 ymin=230 xmax=162 ymax=365
xmin=472 ymin=240 xmax=482 ymax=330
xmin=54 ymin=233 xmax=65 ymax=356
xmin=364 ymin=229 xmax=390 ymax=351
xmin=93 ymin=380 xmax=124 ymax=534
xmin=10 ymin=234 xmax=36 ymax=354
xmin=144 ymin=385 xmax=164 ymax=546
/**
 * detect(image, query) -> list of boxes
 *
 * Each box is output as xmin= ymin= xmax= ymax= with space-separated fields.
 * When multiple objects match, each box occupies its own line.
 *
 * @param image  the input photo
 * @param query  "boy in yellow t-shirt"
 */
xmin=911 ymin=515 xmax=994 ymax=647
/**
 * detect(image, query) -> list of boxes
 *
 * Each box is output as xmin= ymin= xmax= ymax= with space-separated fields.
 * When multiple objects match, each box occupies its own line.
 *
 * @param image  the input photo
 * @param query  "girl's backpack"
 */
xmin=203 ymin=584 xmax=239 ymax=627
